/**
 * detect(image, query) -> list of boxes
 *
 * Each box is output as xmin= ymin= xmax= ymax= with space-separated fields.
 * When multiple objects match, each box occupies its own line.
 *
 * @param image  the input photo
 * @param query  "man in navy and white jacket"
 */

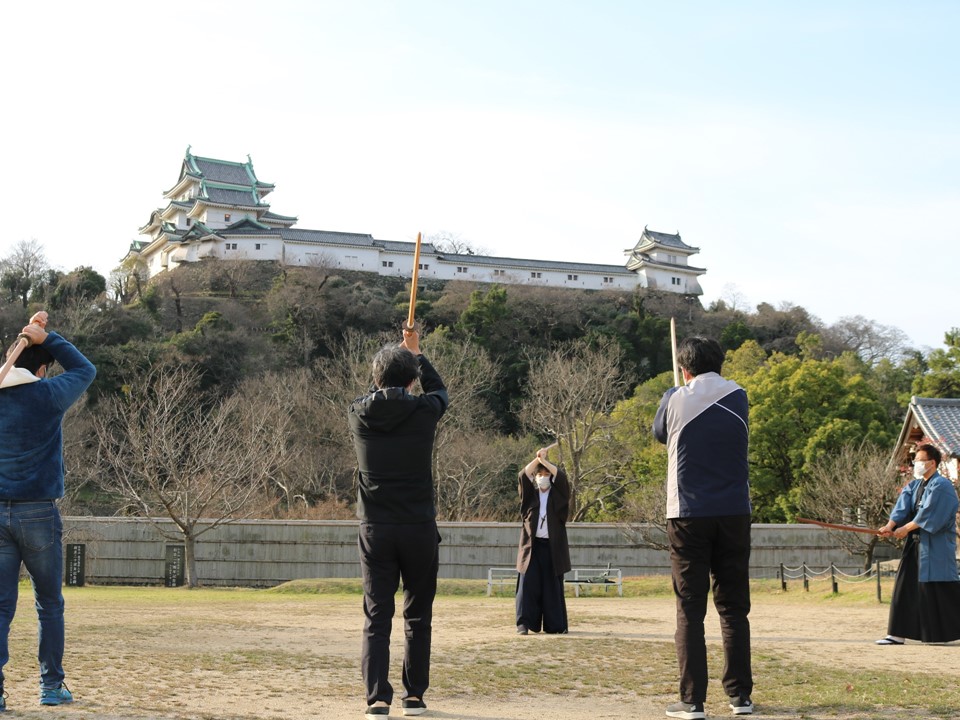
xmin=653 ymin=336 xmax=753 ymax=720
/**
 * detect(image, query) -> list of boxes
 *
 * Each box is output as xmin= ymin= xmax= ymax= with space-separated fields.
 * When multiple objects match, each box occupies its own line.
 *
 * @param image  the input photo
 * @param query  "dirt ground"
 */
xmin=1 ymin=586 xmax=957 ymax=720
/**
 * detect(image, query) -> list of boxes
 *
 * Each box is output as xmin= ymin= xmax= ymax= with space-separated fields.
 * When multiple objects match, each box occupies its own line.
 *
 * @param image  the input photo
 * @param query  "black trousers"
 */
xmin=358 ymin=521 xmax=439 ymax=706
xmin=516 ymin=538 xmax=568 ymax=633
xmin=668 ymin=515 xmax=753 ymax=704
xmin=888 ymin=533 xmax=960 ymax=642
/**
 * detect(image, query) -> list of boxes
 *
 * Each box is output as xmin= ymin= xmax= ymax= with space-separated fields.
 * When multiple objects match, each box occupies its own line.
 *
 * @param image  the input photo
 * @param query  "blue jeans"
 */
xmin=0 ymin=501 xmax=65 ymax=690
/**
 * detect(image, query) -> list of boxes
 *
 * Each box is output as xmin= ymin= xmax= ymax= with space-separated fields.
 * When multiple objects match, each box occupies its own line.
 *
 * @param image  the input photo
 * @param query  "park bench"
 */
xmin=487 ymin=567 xmax=518 ymax=596
xmin=487 ymin=565 xmax=624 ymax=597
xmin=564 ymin=565 xmax=623 ymax=598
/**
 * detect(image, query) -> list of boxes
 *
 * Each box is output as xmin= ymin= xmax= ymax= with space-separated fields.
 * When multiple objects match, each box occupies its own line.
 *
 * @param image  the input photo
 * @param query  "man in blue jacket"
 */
xmin=0 ymin=312 xmax=95 ymax=711
xmin=349 ymin=327 xmax=448 ymax=719
xmin=654 ymin=336 xmax=753 ymax=719
xmin=876 ymin=443 xmax=960 ymax=644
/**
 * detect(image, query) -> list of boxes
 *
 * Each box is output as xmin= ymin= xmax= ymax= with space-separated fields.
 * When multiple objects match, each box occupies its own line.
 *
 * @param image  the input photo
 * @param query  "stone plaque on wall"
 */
xmin=65 ymin=544 xmax=85 ymax=586
xmin=164 ymin=545 xmax=185 ymax=587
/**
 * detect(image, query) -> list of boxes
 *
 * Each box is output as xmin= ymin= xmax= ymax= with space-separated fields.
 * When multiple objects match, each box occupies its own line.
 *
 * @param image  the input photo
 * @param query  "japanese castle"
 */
xmin=128 ymin=149 xmax=706 ymax=294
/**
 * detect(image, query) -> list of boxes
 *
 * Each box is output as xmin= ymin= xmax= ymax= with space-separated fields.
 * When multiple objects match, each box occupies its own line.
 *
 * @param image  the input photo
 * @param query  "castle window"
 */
xmin=671 ymin=277 xmax=681 ymax=286
xmin=603 ymin=276 xmax=613 ymax=283
xmin=224 ymin=213 xmax=232 ymax=222
xmin=493 ymin=269 xmax=505 ymax=277
xmin=531 ymin=272 xmax=542 ymax=279
xmin=457 ymin=266 xmax=468 ymax=273
xmin=418 ymin=263 xmax=429 ymax=270
xmin=567 ymin=274 xmax=578 ymax=281
xmin=255 ymin=243 xmax=262 ymax=250
xmin=382 ymin=261 xmax=394 ymax=268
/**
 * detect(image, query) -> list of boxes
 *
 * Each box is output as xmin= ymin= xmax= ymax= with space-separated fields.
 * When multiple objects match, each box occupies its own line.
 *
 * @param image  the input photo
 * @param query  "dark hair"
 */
xmin=12 ymin=343 xmax=54 ymax=376
xmin=371 ymin=344 xmax=420 ymax=389
xmin=533 ymin=462 xmax=549 ymax=475
xmin=915 ymin=443 xmax=942 ymax=466
xmin=676 ymin=336 xmax=724 ymax=377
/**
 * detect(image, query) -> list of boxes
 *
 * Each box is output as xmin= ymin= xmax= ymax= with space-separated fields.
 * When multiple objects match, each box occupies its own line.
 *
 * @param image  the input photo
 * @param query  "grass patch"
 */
xmin=2 ymin=580 xmax=941 ymax=720
xmin=268 ymin=575 xmax=896 ymax=604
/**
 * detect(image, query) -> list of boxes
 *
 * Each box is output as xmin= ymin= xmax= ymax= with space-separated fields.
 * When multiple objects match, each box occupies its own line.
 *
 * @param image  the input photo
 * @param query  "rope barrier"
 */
xmin=777 ymin=561 xmax=887 ymax=602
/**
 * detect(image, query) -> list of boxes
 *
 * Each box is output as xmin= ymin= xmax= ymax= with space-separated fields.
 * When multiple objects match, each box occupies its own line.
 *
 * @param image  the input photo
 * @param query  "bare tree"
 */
xmin=1 ymin=239 xmax=49 ymax=307
xmin=432 ymin=432 xmax=520 ymax=521
xmin=419 ymin=332 xmax=512 ymax=520
xmin=109 ymin=256 xmax=149 ymax=304
xmin=308 ymin=329 xmax=391 ymax=506
xmin=822 ymin=315 xmax=910 ymax=365
xmin=267 ymin=266 xmax=336 ymax=366
xmin=212 ymin=254 xmax=254 ymax=299
xmin=428 ymin=230 xmax=490 ymax=257
xmin=619 ymin=482 xmax=669 ymax=551
xmin=519 ymin=338 xmax=631 ymax=520
xmin=796 ymin=442 xmax=902 ymax=568
xmin=304 ymin=329 xmax=512 ymax=519
xmin=93 ymin=364 xmax=291 ymax=586
xmin=720 ymin=283 xmax=750 ymax=313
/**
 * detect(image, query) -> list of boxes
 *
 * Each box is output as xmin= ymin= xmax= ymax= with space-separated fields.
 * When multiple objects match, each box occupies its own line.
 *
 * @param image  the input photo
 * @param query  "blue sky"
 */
xmin=2 ymin=1 xmax=956 ymax=349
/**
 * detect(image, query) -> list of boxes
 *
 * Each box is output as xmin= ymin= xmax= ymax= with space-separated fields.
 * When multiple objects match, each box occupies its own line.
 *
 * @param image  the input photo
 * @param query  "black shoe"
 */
xmin=730 ymin=695 xmax=754 ymax=715
xmin=402 ymin=698 xmax=427 ymax=716
xmin=365 ymin=704 xmax=390 ymax=719
xmin=666 ymin=700 xmax=705 ymax=719
xmin=517 ymin=625 xmax=529 ymax=635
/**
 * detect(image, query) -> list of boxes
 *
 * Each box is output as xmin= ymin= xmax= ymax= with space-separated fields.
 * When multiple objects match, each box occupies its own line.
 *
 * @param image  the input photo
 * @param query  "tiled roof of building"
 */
xmin=436 ymin=251 xmax=630 ymax=275
xmin=203 ymin=185 xmax=264 ymax=207
xmin=261 ymin=210 xmax=298 ymax=222
xmin=192 ymin=157 xmax=253 ymax=186
xmin=280 ymin=229 xmax=378 ymax=245
xmin=275 ymin=231 xmax=630 ymax=274
xmin=222 ymin=218 xmax=281 ymax=235
xmin=912 ymin=397 xmax=960 ymax=457
xmin=638 ymin=227 xmax=699 ymax=252
xmin=630 ymin=253 xmax=707 ymax=273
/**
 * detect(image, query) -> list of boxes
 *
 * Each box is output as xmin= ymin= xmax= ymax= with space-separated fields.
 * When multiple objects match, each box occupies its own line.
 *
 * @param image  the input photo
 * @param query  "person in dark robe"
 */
xmin=515 ymin=446 xmax=571 ymax=635
xmin=876 ymin=443 xmax=960 ymax=645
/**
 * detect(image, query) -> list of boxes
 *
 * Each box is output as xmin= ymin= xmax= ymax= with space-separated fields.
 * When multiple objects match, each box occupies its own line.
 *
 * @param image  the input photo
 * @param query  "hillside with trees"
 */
xmin=3 ymin=241 xmax=958 ymax=530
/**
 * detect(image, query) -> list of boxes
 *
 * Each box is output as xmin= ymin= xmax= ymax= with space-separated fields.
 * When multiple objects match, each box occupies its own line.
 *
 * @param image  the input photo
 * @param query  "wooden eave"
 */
xmin=163 ymin=174 xmax=201 ymax=200
xmin=188 ymin=199 xmax=262 ymax=218
xmin=626 ymin=255 xmax=706 ymax=275
xmin=631 ymin=240 xmax=700 ymax=256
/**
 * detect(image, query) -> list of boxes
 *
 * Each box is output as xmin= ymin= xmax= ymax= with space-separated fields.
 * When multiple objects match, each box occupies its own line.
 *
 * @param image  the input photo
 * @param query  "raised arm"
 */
xmin=523 ymin=446 xmax=558 ymax=482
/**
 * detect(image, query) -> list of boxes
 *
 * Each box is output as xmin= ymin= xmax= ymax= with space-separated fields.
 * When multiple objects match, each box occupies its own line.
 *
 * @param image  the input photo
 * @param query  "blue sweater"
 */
xmin=0 ymin=333 xmax=96 ymax=500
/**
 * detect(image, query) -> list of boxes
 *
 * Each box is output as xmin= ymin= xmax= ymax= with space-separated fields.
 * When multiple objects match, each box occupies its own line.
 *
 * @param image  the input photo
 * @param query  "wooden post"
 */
xmin=670 ymin=317 xmax=680 ymax=387
xmin=0 ymin=312 xmax=47 ymax=386
xmin=780 ymin=562 xmax=786 ymax=592
xmin=830 ymin=563 xmax=838 ymax=594
xmin=406 ymin=232 xmax=422 ymax=330
xmin=875 ymin=560 xmax=882 ymax=603
xmin=802 ymin=562 xmax=809 ymax=592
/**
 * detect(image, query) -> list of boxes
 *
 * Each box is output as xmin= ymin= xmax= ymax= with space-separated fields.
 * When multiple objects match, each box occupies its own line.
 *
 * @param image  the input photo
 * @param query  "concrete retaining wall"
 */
xmin=61 ymin=517 xmax=880 ymax=587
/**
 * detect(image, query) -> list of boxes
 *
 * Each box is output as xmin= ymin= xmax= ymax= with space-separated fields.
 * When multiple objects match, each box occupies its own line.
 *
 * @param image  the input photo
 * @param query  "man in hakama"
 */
xmin=877 ymin=443 xmax=960 ymax=645
xmin=515 ymin=447 xmax=570 ymax=635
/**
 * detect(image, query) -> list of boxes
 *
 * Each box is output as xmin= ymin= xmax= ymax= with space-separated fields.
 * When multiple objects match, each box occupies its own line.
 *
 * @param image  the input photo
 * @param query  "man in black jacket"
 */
xmin=349 ymin=327 xmax=448 ymax=719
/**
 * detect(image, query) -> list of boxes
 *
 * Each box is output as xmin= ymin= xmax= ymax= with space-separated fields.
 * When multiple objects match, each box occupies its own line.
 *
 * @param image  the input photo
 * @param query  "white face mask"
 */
xmin=913 ymin=460 xmax=930 ymax=479
xmin=535 ymin=475 xmax=551 ymax=490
